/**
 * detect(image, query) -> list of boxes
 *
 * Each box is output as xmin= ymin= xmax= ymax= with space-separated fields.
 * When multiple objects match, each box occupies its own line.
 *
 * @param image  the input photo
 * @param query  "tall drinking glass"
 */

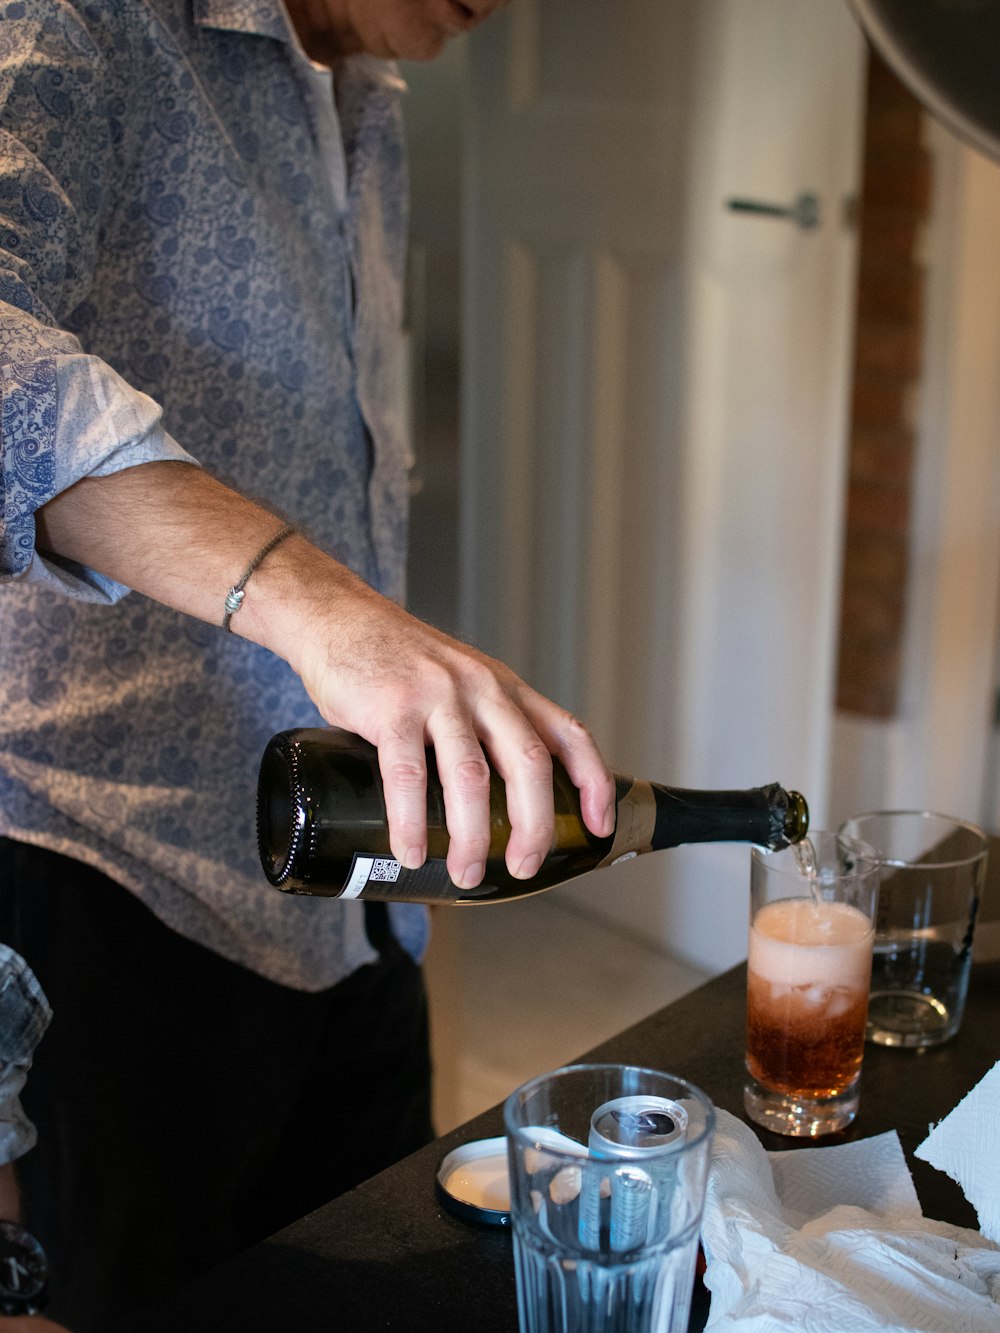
xmin=839 ymin=810 xmax=988 ymax=1047
xmin=504 ymin=1064 xmax=714 ymax=1333
xmin=744 ymin=832 xmax=880 ymax=1137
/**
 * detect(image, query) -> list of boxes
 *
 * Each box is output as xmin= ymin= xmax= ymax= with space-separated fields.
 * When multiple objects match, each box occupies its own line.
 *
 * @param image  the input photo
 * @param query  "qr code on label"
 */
xmin=369 ymin=858 xmax=402 ymax=883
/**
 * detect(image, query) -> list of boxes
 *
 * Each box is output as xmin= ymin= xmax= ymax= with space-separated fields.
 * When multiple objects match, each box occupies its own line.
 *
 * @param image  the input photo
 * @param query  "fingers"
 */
xmin=377 ymin=717 xmax=431 ymax=870
xmin=370 ymin=686 xmax=615 ymax=890
xmin=467 ymin=708 xmax=556 ymax=883
xmin=373 ymin=700 xmax=610 ymax=889
xmin=428 ymin=677 xmax=614 ymax=887
xmin=377 ymin=700 xmax=559 ymax=889
xmin=423 ymin=713 xmax=495 ymax=888
xmin=514 ymin=689 xmax=617 ymax=841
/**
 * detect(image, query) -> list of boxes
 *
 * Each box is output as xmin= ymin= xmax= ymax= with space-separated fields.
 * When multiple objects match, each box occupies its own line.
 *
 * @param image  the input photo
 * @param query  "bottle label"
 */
xmin=340 ymin=855 xmax=403 ymax=899
xmin=338 ymin=853 xmax=488 ymax=902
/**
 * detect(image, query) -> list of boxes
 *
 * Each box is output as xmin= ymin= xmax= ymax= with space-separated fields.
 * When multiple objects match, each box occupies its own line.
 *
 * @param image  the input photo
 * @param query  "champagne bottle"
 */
xmin=257 ymin=728 xmax=808 ymax=905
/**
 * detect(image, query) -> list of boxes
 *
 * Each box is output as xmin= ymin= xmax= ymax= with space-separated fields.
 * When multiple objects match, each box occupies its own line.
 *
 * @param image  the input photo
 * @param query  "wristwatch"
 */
xmin=0 ymin=1220 xmax=48 ymax=1316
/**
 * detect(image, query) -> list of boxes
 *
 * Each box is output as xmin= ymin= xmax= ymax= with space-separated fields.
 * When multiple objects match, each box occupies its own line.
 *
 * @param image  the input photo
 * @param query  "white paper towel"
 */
xmin=915 ymin=1058 xmax=1000 ymax=1244
xmin=700 ymin=1108 xmax=1000 ymax=1332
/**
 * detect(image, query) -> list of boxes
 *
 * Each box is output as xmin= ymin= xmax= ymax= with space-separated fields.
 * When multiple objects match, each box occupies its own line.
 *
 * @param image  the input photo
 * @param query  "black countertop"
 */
xmin=137 ymin=959 xmax=999 ymax=1332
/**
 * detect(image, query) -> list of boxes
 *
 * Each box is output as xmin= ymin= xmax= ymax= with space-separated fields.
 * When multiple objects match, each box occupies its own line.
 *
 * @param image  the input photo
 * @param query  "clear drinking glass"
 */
xmin=744 ymin=832 xmax=880 ymax=1136
xmin=839 ymin=811 xmax=988 ymax=1047
xmin=504 ymin=1064 xmax=715 ymax=1333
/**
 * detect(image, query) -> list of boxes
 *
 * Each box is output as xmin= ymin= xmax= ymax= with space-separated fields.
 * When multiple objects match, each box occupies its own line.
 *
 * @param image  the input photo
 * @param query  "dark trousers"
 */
xmin=0 ymin=839 xmax=434 ymax=1332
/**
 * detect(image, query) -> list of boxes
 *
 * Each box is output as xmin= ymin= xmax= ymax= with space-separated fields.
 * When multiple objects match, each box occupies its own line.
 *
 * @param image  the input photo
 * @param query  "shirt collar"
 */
xmin=190 ymin=1 xmax=407 ymax=90
xmin=192 ymin=0 xmax=294 ymax=44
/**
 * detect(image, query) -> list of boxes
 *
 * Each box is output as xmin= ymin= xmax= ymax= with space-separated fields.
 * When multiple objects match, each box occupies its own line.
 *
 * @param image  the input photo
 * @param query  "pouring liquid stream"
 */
xmin=792 ymin=837 xmax=825 ymax=904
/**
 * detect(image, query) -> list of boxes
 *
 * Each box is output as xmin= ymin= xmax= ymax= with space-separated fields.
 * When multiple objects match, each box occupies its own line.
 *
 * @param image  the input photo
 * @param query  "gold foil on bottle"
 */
xmin=596 ymin=779 xmax=657 ymax=868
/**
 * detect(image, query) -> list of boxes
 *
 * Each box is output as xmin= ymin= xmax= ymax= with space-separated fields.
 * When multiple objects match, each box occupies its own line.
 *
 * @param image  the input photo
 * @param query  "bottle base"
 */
xmin=743 ymin=1076 xmax=859 ymax=1138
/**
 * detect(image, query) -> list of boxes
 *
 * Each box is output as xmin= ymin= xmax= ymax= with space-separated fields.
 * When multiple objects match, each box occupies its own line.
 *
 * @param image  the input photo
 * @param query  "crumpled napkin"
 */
xmin=915 ymin=1059 xmax=1000 ymax=1244
xmin=700 ymin=1108 xmax=1000 ymax=1332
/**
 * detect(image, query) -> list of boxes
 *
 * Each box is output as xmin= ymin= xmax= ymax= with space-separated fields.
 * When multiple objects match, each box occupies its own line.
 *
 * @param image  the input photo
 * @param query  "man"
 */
xmin=0 ymin=2 xmax=614 ymax=1328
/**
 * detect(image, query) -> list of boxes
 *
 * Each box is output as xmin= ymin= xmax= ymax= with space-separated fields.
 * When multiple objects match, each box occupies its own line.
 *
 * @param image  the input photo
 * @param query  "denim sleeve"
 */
xmin=0 ymin=943 xmax=52 ymax=1165
xmin=0 ymin=2 xmax=198 ymax=602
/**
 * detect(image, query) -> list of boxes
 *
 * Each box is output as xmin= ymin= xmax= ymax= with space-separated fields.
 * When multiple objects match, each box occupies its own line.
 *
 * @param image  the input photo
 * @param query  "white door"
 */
xmin=460 ymin=0 xmax=865 ymax=971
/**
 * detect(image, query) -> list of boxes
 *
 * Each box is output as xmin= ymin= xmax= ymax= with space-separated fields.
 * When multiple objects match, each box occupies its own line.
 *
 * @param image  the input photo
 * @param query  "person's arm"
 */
xmin=36 ymin=462 xmax=615 ymax=888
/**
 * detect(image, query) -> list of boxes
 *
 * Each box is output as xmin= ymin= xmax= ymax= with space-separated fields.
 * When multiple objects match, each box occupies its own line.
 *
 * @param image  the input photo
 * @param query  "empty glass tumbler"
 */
xmin=839 ymin=810 xmax=988 ymax=1047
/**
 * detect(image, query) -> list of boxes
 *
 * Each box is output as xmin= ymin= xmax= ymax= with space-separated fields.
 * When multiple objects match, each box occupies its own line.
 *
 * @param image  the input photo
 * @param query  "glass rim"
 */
xmin=502 ymin=1062 xmax=716 ymax=1157
xmin=838 ymin=809 xmax=990 ymax=870
xmin=750 ymin=830 xmax=881 ymax=880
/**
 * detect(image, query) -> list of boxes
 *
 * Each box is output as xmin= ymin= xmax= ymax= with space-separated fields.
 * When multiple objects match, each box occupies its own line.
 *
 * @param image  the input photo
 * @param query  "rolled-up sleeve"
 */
xmin=0 ymin=1 xmax=198 ymax=602
xmin=0 ymin=943 xmax=51 ymax=1165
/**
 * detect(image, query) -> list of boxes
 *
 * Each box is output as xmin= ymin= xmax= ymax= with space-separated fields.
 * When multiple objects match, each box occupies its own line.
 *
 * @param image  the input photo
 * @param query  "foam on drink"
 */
xmin=750 ymin=898 xmax=873 ymax=992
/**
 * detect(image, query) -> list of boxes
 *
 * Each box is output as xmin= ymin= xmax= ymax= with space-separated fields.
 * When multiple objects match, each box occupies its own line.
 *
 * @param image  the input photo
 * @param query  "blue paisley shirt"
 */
xmin=0 ymin=0 xmax=428 ymax=989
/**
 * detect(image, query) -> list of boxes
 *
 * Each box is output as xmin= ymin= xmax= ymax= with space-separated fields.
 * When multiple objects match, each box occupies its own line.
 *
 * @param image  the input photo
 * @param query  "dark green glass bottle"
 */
xmin=257 ymin=728 xmax=809 ymax=905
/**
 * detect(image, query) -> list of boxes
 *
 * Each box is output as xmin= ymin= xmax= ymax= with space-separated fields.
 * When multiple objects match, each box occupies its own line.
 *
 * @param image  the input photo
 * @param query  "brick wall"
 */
xmin=835 ymin=53 xmax=932 ymax=718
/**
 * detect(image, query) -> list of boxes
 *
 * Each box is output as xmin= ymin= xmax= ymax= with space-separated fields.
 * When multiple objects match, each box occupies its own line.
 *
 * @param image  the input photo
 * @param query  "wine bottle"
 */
xmin=257 ymin=728 xmax=808 ymax=905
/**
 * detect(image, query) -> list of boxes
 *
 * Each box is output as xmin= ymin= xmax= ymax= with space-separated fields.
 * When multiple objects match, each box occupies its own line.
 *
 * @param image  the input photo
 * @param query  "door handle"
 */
xmin=725 ymin=192 xmax=821 ymax=230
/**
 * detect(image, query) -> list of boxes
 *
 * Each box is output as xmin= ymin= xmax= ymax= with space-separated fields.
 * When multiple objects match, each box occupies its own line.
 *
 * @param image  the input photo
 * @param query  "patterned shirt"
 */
xmin=0 ymin=0 xmax=427 ymax=989
xmin=0 ymin=942 xmax=51 ymax=1164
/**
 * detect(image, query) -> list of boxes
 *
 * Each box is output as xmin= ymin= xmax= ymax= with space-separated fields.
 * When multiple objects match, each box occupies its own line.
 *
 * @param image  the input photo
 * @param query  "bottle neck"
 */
xmin=649 ymin=782 xmax=795 ymax=850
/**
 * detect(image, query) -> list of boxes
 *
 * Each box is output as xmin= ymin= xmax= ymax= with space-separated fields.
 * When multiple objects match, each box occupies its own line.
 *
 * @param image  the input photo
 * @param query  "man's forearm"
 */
xmin=34 ymin=459 xmax=396 ymax=690
xmin=33 ymin=459 xmax=615 ymax=888
xmin=36 ymin=461 xmax=309 ymax=634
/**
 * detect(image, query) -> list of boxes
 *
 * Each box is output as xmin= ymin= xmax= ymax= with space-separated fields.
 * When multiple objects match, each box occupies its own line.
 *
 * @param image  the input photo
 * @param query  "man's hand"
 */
xmin=35 ymin=463 xmax=616 ymax=888
xmin=274 ymin=559 xmax=615 ymax=888
xmin=233 ymin=531 xmax=616 ymax=891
